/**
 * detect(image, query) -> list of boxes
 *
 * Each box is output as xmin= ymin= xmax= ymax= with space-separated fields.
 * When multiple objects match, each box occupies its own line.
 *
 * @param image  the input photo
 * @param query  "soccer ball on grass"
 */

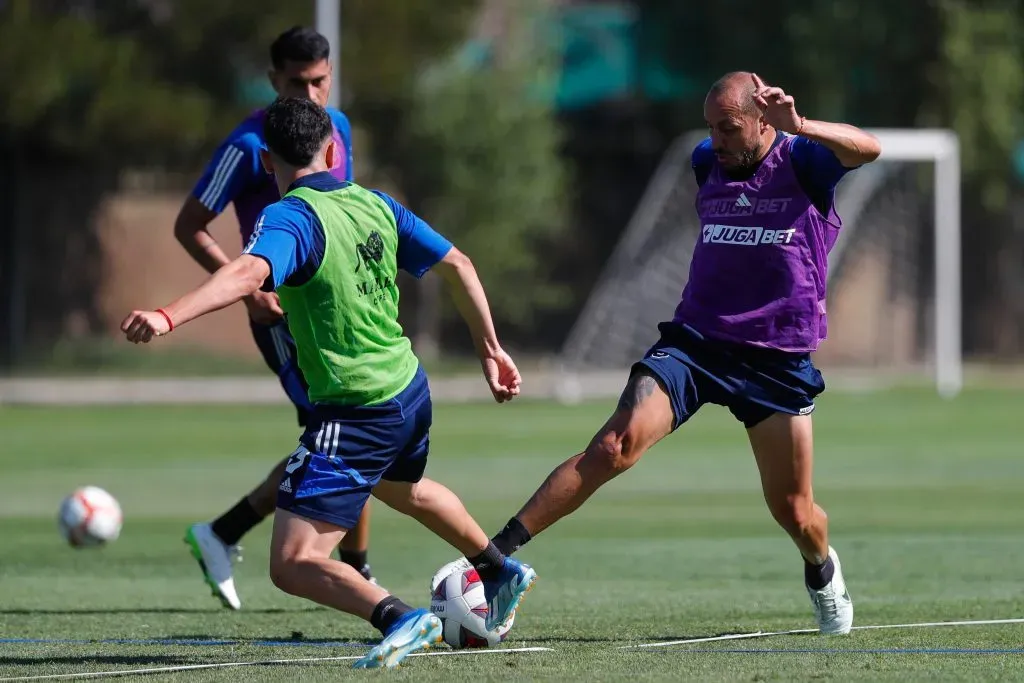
xmin=430 ymin=560 xmax=514 ymax=648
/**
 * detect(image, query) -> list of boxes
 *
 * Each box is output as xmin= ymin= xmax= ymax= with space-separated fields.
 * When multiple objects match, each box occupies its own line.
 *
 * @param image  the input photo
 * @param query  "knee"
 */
xmin=269 ymin=550 xmax=302 ymax=595
xmin=402 ymin=483 xmax=429 ymax=511
xmin=767 ymin=494 xmax=819 ymax=536
xmin=582 ymin=429 xmax=644 ymax=479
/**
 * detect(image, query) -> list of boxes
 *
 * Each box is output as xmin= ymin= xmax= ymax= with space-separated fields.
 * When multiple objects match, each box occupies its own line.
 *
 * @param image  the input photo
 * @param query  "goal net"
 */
xmin=559 ymin=129 xmax=962 ymax=397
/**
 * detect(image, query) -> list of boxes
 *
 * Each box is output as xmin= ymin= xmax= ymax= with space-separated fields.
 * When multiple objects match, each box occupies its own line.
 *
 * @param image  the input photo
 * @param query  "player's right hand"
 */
xmin=481 ymin=349 xmax=522 ymax=403
xmin=243 ymin=290 xmax=285 ymax=324
xmin=121 ymin=310 xmax=170 ymax=344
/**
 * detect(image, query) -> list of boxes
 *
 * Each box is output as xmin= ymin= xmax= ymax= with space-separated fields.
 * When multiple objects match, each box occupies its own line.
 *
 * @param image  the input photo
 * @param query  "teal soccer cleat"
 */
xmin=352 ymin=609 xmax=443 ymax=669
xmin=482 ymin=557 xmax=537 ymax=631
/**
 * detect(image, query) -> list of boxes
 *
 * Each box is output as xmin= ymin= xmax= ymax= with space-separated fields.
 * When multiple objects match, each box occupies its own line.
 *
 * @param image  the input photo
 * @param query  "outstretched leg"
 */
xmin=373 ymin=477 xmax=537 ymax=630
xmin=492 ymin=368 xmax=676 ymax=554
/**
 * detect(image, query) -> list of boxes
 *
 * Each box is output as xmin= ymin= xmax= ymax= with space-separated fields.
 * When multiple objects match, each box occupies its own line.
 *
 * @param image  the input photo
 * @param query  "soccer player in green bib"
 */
xmin=122 ymin=97 xmax=537 ymax=669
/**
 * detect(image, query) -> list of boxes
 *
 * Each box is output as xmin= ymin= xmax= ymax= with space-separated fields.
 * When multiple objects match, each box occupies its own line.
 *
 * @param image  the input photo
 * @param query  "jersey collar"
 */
xmin=287 ymin=171 xmax=349 ymax=194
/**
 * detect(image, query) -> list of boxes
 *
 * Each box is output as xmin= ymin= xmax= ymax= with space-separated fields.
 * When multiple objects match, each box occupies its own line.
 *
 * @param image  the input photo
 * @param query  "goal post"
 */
xmin=559 ymin=128 xmax=963 ymax=398
xmin=870 ymin=130 xmax=961 ymax=397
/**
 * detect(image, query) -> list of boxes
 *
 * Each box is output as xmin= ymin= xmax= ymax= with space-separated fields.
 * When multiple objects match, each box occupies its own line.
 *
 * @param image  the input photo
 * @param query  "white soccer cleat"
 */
xmin=807 ymin=546 xmax=853 ymax=635
xmin=184 ymin=523 xmax=242 ymax=610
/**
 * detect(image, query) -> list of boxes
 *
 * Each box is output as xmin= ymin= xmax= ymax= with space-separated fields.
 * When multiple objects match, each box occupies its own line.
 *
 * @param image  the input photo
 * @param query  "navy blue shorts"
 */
xmin=635 ymin=322 xmax=826 ymax=429
xmin=250 ymin=319 xmax=313 ymax=427
xmin=276 ymin=366 xmax=432 ymax=529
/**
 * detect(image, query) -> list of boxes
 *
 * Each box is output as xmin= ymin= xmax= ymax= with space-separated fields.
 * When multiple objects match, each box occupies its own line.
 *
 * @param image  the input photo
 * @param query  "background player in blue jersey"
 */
xmin=172 ymin=26 xmax=374 ymax=610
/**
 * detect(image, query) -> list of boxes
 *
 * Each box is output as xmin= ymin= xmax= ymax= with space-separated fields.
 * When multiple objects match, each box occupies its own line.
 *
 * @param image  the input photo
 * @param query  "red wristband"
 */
xmin=156 ymin=308 xmax=174 ymax=332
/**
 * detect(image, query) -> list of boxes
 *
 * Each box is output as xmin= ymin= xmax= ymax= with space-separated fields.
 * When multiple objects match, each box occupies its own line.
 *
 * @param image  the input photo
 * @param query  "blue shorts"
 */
xmin=635 ymin=322 xmax=825 ymax=429
xmin=250 ymin=319 xmax=313 ymax=426
xmin=276 ymin=366 xmax=432 ymax=529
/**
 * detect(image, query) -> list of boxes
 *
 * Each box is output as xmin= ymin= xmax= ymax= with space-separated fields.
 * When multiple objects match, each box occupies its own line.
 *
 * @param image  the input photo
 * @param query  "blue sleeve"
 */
xmin=691 ymin=138 xmax=714 ymax=187
xmin=790 ymin=137 xmax=853 ymax=196
xmin=191 ymin=132 xmax=263 ymax=213
xmin=329 ymin=109 xmax=355 ymax=182
xmin=243 ymin=198 xmax=317 ymax=290
xmin=371 ymin=191 xmax=453 ymax=278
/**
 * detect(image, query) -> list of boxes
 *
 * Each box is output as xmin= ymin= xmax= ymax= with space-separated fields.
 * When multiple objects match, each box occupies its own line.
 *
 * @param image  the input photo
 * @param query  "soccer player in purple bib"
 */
xmin=486 ymin=71 xmax=881 ymax=634
xmin=172 ymin=26 xmax=376 ymax=610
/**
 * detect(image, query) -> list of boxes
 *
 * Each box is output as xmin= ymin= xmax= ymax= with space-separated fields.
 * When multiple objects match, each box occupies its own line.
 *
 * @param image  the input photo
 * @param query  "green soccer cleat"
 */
xmin=184 ymin=523 xmax=242 ymax=610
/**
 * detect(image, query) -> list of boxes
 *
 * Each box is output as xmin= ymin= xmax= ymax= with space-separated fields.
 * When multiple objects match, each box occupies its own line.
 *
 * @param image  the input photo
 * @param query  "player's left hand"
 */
xmin=121 ymin=310 xmax=171 ymax=344
xmin=481 ymin=349 xmax=522 ymax=403
xmin=752 ymin=73 xmax=803 ymax=135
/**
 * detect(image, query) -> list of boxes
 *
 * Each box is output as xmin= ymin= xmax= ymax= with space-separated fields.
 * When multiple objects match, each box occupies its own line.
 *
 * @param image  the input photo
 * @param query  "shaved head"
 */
xmin=707 ymin=71 xmax=760 ymax=116
xmin=703 ymin=71 xmax=771 ymax=173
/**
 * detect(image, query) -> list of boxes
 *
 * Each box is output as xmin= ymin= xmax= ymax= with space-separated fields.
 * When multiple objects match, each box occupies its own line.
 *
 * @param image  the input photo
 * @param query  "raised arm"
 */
xmin=752 ymin=73 xmax=881 ymax=168
xmin=792 ymin=120 xmax=881 ymax=168
xmin=126 ymin=199 xmax=311 ymax=343
xmin=176 ymin=136 xmax=284 ymax=324
xmin=122 ymin=255 xmax=270 ymax=343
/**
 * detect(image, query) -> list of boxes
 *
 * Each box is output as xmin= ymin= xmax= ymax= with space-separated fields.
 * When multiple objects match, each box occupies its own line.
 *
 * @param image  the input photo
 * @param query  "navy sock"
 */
xmin=370 ymin=596 xmax=415 ymax=635
xmin=468 ymin=542 xmax=506 ymax=581
xmin=491 ymin=517 xmax=532 ymax=556
xmin=804 ymin=556 xmax=835 ymax=590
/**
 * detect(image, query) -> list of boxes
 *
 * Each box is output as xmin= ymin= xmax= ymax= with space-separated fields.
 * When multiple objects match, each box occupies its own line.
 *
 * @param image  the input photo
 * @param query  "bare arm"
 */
xmin=751 ymin=73 xmax=881 ymax=168
xmin=161 ymin=255 xmax=269 ymax=328
xmin=174 ymin=196 xmax=233 ymax=274
xmin=433 ymin=246 xmax=521 ymax=401
xmin=796 ymin=120 xmax=882 ymax=168
xmin=174 ymin=196 xmax=283 ymax=323
xmin=122 ymin=255 xmax=270 ymax=343
xmin=434 ymin=247 xmax=501 ymax=359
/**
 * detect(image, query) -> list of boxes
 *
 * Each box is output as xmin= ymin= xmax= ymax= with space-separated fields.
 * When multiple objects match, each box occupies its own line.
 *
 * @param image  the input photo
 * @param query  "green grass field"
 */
xmin=1 ymin=389 xmax=1022 ymax=681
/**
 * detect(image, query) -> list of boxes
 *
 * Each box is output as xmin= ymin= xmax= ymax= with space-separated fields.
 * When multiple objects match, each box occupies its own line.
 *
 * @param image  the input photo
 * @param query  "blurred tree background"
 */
xmin=1 ymin=0 xmax=1022 ymax=368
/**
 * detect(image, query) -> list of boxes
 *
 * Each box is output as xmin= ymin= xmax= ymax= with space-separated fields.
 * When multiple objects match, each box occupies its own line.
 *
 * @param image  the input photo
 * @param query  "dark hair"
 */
xmin=263 ymin=97 xmax=333 ymax=168
xmin=270 ymin=26 xmax=330 ymax=70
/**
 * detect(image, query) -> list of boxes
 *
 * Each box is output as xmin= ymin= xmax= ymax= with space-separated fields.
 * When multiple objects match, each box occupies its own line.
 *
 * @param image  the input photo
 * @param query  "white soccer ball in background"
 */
xmin=430 ymin=562 xmax=514 ymax=648
xmin=58 ymin=486 xmax=123 ymax=548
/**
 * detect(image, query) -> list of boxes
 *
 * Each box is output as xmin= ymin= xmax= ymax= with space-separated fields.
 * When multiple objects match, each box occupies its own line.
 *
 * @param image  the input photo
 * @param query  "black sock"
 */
xmin=369 ymin=596 xmax=415 ymax=635
xmin=491 ymin=517 xmax=532 ymax=556
xmin=210 ymin=497 xmax=264 ymax=546
xmin=467 ymin=542 xmax=506 ymax=581
xmin=804 ymin=556 xmax=835 ymax=590
xmin=339 ymin=549 xmax=368 ymax=573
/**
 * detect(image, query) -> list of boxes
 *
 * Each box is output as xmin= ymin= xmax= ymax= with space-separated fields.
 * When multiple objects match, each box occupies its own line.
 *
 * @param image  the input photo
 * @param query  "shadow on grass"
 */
xmin=0 ymin=607 xmax=315 ymax=615
xmin=2 ymin=655 xmax=194 ymax=666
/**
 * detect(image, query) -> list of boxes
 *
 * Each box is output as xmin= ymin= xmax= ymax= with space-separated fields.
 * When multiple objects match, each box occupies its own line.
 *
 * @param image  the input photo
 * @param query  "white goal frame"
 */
xmin=560 ymin=128 xmax=962 ymax=397
xmin=865 ymin=129 xmax=961 ymax=397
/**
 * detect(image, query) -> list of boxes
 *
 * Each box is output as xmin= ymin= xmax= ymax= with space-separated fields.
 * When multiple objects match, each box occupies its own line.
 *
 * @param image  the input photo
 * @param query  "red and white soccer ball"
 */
xmin=430 ymin=562 xmax=515 ymax=648
xmin=58 ymin=486 xmax=123 ymax=548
